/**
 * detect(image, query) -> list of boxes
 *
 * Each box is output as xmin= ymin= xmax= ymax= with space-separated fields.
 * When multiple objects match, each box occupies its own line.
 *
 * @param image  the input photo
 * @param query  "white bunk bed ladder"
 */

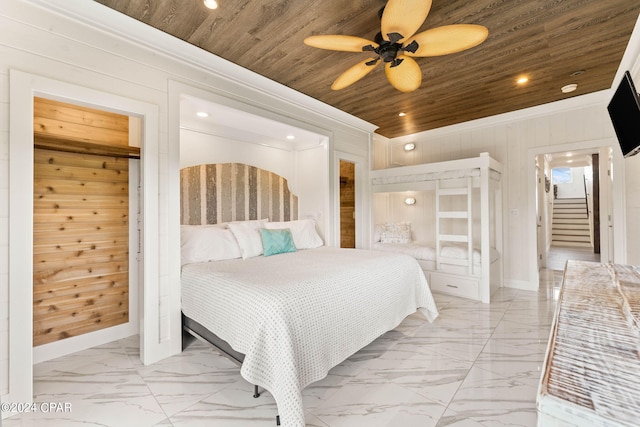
xmin=435 ymin=177 xmax=473 ymax=274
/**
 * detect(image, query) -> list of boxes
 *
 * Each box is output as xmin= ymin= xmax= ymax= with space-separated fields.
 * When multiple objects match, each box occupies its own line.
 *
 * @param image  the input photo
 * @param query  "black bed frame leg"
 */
xmin=252 ymin=385 xmax=278 ymax=425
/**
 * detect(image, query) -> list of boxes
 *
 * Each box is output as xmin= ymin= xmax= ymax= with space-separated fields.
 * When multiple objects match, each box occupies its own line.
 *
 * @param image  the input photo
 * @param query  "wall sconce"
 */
xmin=404 ymin=197 xmax=416 ymax=205
xmin=403 ymin=142 xmax=416 ymax=151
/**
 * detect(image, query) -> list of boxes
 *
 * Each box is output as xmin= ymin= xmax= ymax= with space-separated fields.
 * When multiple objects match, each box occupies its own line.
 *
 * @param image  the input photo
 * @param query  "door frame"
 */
xmin=8 ymin=70 xmax=161 ymax=406
xmin=526 ymin=139 xmax=625 ymax=289
xmin=333 ymin=151 xmax=368 ymax=249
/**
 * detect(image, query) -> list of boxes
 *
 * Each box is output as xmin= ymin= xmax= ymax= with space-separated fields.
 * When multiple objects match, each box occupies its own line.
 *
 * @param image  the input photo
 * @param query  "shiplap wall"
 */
xmin=374 ymin=99 xmax=627 ymax=289
xmin=0 ymin=0 xmax=373 ymax=401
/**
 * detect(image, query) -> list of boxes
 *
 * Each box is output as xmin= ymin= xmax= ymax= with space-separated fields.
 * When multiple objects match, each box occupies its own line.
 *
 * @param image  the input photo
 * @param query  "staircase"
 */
xmin=551 ymin=198 xmax=592 ymax=247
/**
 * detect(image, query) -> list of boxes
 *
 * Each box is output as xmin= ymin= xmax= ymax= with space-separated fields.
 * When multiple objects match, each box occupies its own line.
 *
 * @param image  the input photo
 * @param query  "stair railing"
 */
xmin=583 ymin=175 xmax=589 ymax=219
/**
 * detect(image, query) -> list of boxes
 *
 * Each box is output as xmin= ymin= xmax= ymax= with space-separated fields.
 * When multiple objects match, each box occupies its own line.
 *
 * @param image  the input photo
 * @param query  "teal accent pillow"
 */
xmin=260 ymin=228 xmax=297 ymax=257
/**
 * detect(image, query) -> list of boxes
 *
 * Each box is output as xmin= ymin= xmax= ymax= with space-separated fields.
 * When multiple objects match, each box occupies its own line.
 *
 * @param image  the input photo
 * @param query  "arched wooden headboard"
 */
xmin=180 ymin=163 xmax=298 ymax=225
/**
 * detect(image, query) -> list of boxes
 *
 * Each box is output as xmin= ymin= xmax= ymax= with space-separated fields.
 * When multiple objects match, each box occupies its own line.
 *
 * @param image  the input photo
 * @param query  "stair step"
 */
xmin=552 ymin=234 xmax=591 ymax=242
xmin=553 ymin=206 xmax=586 ymax=210
xmin=553 ymin=224 xmax=590 ymax=230
xmin=551 ymin=241 xmax=593 ymax=248
xmin=553 ymin=213 xmax=588 ymax=219
xmin=555 ymin=198 xmax=586 ymax=204
xmin=553 ymin=218 xmax=589 ymax=224
xmin=552 ymin=232 xmax=591 ymax=238
xmin=553 ymin=208 xmax=587 ymax=214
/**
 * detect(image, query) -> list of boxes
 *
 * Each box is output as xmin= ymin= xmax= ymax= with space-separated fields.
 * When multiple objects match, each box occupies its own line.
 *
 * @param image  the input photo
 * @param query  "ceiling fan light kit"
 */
xmin=304 ymin=0 xmax=488 ymax=92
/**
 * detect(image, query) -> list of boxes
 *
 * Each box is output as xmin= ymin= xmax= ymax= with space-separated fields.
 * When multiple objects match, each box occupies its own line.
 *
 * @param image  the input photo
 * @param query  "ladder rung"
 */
xmin=438 ymin=188 xmax=468 ymax=196
xmin=438 ymin=257 xmax=470 ymax=266
xmin=438 ymin=211 xmax=468 ymax=219
xmin=438 ymin=234 xmax=468 ymax=242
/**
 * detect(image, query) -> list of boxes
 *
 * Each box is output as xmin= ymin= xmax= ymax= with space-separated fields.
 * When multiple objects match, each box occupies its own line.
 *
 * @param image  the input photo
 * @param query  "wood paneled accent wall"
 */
xmin=180 ymin=163 xmax=298 ymax=225
xmin=33 ymin=97 xmax=132 ymax=347
xmin=34 ymin=96 xmax=139 ymax=158
xmin=340 ymin=160 xmax=355 ymax=248
xmin=33 ymin=149 xmax=130 ymax=346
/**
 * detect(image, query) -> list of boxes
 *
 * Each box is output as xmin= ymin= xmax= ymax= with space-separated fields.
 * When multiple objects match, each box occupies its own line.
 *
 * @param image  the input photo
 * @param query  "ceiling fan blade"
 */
xmin=405 ymin=24 xmax=489 ymax=57
xmin=385 ymin=55 xmax=422 ymax=92
xmin=304 ymin=35 xmax=378 ymax=52
xmin=332 ymin=58 xmax=380 ymax=90
xmin=381 ymin=0 xmax=432 ymax=42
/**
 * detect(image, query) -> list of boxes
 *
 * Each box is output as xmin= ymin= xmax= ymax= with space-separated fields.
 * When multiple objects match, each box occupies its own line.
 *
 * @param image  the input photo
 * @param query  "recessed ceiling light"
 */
xmin=570 ymin=70 xmax=585 ymax=77
xmin=196 ymin=111 xmax=209 ymax=118
xmin=561 ymin=84 xmax=577 ymax=93
xmin=517 ymin=76 xmax=529 ymax=85
xmin=398 ymin=112 xmax=407 ymax=117
xmin=204 ymin=0 xmax=218 ymax=9
xmin=286 ymin=135 xmax=295 ymax=140
xmin=567 ymin=159 xmax=573 ymax=163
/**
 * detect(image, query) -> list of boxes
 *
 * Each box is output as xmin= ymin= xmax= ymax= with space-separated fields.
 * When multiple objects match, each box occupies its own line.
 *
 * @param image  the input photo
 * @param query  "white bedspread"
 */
xmin=181 ymin=247 xmax=438 ymax=427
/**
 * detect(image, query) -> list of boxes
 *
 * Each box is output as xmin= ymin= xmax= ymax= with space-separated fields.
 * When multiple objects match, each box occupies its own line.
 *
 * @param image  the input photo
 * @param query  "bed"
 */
xmin=179 ymin=163 xmax=439 ymax=427
xmin=372 ymin=240 xmax=500 ymax=274
xmin=371 ymin=153 xmax=503 ymax=303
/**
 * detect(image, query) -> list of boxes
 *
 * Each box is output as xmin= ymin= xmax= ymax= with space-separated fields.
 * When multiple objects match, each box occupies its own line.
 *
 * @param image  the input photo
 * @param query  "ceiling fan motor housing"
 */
xmin=367 ymin=32 xmax=418 ymax=67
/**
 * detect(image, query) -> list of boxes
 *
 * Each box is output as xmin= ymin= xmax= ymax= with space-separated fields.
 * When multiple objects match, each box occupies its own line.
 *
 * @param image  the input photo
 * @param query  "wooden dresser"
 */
xmin=537 ymin=260 xmax=640 ymax=426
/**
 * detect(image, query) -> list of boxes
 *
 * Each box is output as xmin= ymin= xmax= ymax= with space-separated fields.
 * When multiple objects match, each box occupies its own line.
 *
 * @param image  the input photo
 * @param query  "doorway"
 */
xmin=339 ymin=160 xmax=356 ymax=248
xmin=32 ymin=97 xmax=139 ymax=350
xmin=9 ymin=70 xmax=164 ymax=407
xmin=535 ymin=149 xmax=603 ymax=272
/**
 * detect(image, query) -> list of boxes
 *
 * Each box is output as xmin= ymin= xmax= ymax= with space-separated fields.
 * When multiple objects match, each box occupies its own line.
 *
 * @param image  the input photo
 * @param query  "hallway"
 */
xmin=545 ymin=245 xmax=600 ymax=271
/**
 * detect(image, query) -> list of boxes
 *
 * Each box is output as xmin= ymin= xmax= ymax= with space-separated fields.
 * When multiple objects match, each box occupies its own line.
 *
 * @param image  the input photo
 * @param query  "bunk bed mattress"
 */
xmin=181 ymin=246 xmax=438 ymax=427
xmin=372 ymin=241 xmax=499 ymax=267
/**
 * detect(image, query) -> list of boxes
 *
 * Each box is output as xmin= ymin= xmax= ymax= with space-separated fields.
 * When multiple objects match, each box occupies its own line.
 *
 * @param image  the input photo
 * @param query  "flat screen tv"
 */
xmin=607 ymin=70 xmax=640 ymax=157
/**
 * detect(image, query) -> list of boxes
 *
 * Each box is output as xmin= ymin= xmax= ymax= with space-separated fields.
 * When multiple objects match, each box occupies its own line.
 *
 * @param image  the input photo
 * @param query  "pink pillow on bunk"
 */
xmin=380 ymin=222 xmax=412 ymax=243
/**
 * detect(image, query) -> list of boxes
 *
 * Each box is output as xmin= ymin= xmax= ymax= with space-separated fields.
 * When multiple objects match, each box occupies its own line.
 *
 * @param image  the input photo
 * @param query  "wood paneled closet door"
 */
xmin=31 ymin=96 xmax=138 ymax=347
xmin=339 ymin=160 xmax=356 ymax=248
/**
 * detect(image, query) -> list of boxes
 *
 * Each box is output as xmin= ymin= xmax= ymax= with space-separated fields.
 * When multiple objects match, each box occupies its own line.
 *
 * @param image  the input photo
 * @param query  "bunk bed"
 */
xmin=371 ymin=152 xmax=503 ymax=303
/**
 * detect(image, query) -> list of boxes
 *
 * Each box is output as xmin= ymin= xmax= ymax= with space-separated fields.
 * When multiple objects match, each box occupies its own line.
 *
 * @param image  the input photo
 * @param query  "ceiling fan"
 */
xmin=304 ymin=0 xmax=488 ymax=93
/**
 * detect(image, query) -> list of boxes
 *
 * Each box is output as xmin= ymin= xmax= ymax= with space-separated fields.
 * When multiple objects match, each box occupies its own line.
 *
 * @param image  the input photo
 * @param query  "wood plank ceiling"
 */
xmin=93 ymin=0 xmax=640 ymax=138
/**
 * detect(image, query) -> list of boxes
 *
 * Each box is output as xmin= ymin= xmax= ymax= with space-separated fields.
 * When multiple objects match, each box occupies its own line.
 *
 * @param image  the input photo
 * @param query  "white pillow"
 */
xmin=373 ymin=224 xmax=384 ymax=243
xmin=265 ymin=219 xmax=323 ymax=249
xmin=180 ymin=225 xmax=241 ymax=266
xmin=380 ymin=222 xmax=412 ymax=244
xmin=228 ymin=219 xmax=268 ymax=259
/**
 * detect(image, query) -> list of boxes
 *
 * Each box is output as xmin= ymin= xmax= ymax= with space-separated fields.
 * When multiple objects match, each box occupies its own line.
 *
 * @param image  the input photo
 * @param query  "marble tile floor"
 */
xmin=5 ymin=270 xmax=562 ymax=427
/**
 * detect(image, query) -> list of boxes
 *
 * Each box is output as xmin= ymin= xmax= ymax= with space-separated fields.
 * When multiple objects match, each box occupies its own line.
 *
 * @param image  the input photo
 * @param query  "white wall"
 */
xmin=0 ymin=0 xmax=374 ymax=404
xmin=373 ymin=96 xmax=631 ymax=289
xmin=180 ymin=129 xmax=295 ymax=181
xmin=555 ymin=167 xmax=586 ymax=199
xmin=625 ymin=68 xmax=640 ymax=266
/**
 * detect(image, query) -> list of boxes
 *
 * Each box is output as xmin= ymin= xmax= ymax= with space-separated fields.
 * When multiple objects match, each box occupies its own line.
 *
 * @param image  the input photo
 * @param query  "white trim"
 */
xmin=526 ymin=138 xmax=625 ymax=289
xmin=8 ymin=70 xmax=162 ymax=408
xmin=391 ymin=91 xmax=612 ymax=143
xmin=23 ymin=0 xmax=377 ymax=135
xmin=506 ymin=279 xmax=535 ymax=291
xmin=33 ymin=323 xmax=137 ymax=364
xmin=334 ymin=151 xmax=368 ymax=249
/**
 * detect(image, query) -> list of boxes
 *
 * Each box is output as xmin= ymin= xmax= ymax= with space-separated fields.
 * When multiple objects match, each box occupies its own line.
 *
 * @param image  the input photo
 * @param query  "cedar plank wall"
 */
xmin=33 ymin=97 xmax=132 ymax=346
xmin=339 ymin=160 xmax=355 ymax=248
